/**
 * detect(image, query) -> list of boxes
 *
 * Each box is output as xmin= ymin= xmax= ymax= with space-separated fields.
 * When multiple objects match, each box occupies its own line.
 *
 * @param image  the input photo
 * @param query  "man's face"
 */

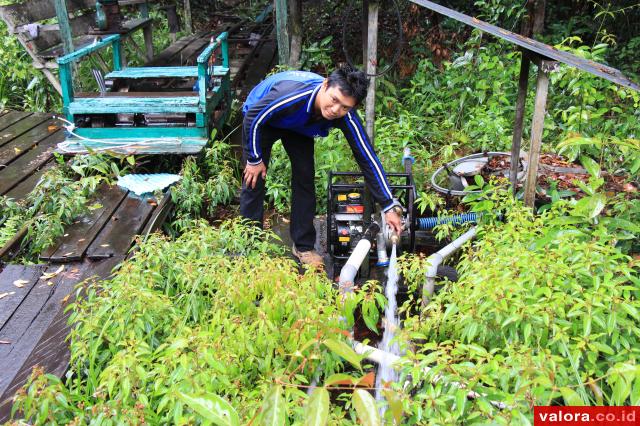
xmin=315 ymin=80 xmax=357 ymax=120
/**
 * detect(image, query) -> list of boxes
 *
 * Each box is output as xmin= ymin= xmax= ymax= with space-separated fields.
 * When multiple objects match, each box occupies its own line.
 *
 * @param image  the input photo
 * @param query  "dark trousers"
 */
xmin=240 ymin=126 xmax=316 ymax=251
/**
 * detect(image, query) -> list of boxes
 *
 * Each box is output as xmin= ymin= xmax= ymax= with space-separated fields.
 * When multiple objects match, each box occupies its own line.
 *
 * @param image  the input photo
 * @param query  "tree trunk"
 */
xmin=289 ymin=0 xmax=302 ymax=67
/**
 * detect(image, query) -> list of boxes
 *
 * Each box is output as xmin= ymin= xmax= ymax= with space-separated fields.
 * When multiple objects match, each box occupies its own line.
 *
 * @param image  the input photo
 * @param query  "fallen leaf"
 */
xmin=61 ymin=294 xmax=71 ymax=304
xmin=77 ymin=239 xmax=85 ymax=243
xmin=0 ymin=292 xmax=9 ymax=299
xmin=13 ymin=279 xmax=29 ymax=288
xmin=64 ymin=252 xmax=74 ymax=256
xmin=100 ymin=244 xmax=110 ymax=247
xmin=357 ymin=371 xmax=375 ymax=388
xmin=40 ymin=265 xmax=64 ymax=280
xmin=47 ymin=281 xmax=54 ymax=286
xmin=0 ymin=340 xmax=10 ymax=344
xmin=63 ymin=233 xmax=69 ymax=237
xmin=14 ymin=147 xmax=21 ymax=154
xmin=47 ymin=125 xmax=58 ymax=132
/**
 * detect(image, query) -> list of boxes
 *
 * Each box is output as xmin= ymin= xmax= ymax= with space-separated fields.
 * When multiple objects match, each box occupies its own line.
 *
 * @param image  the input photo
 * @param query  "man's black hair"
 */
xmin=327 ymin=65 xmax=369 ymax=105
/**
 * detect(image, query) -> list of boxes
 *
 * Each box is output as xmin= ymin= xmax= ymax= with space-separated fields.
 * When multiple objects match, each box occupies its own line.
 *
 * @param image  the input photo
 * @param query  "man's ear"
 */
xmin=322 ymin=79 xmax=328 ymax=89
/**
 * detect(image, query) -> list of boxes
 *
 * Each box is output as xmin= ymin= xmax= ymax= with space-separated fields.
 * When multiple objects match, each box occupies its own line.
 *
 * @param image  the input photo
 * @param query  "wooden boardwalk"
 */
xmin=0 ymin=109 xmax=172 ymax=418
xmin=0 ymin=15 xmax=275 ymax=421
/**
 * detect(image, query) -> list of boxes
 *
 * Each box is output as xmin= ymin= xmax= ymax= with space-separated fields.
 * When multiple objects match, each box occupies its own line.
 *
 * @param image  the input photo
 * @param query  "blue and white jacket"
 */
xmin=242 ymin=71 xmax=397 ymax=212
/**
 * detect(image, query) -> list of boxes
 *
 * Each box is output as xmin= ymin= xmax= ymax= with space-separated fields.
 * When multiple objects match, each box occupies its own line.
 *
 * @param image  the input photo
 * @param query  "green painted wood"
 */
xmin=57 ymin=34 xmax=120 ymax=65
xmin=73 ymin=127 xmax=206 ymax=138
xmin=105 ymin=66 xmax=229 ymax=79
xmin=58 ymin=63 xmax=73 ymax=118
xmin=68 ymin=96 xmax=203 ymax=114
xmin=196 ymin=32 xmax=228 ymax=65
xmin=107 ymin=66 xmax=197 ymax=78
xmin=53 ymin=0 xmax=73 ymax=54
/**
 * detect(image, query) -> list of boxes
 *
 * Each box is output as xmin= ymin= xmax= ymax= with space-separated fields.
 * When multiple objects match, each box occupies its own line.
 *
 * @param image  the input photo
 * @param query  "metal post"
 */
xmin=509 ymin=52 xmax=530 ymax=193
xmin=274 ymin=0 xmax=290 ymax=65
xmin=364 ymin=1 xmax=379 ymax=142
xmin=54 ymin=0 xmax=74 ymax=55
xmin=523 ymin=60 xmax=555 ymax=208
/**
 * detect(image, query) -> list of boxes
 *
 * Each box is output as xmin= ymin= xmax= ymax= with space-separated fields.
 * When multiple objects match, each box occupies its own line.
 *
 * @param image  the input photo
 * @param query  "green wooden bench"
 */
xmin=0 ymin=0 xmax=155 ymax=95
xmin=57 ymin=31 xmax=232 ymax=154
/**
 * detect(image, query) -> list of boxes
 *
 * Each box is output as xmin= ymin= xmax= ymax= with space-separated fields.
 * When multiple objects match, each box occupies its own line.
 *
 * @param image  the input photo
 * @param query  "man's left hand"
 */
xmin=385 ymin=209 xmax=403 ymax=235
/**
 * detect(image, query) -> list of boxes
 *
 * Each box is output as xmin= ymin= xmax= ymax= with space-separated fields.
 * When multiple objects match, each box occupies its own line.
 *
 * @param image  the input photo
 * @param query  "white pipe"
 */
xmin=351 ymin=338 xmax=508 ymax=410
xmin=422 ymin=226 xmax=477 ymax=309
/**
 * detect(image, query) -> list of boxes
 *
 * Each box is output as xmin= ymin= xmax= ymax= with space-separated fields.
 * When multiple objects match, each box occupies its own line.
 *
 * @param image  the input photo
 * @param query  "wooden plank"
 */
xmin=0 ymin=256 xmax=124 ymax=422
xmin=0 ymin=0 xmax=96 ymax=30
xmin=38 ymin=34 xmax=95 ymax=59
xmin=0 ymin=129 xmax=63 ymax=196
xmin=173 ymin=35 xmax=212 ymax=66
xmin=0 ymin=261 xmax=89 ymax=399
xmin=0 ymin=265 xmax=42 ymax=330
xmin=41 ymin=185 xmax=128 ymax=262
xmin=0 ymin=113 xmax=50 ymax=149
xmin=30 ymin=13 xmax=95 ymax=53
xmin=0 ymin=120 xmax=61 ymax=167
xmin=87 ymin=194 xmax=155 ymax=259
xmin=0 ymin=111 xmax=33 ymax=133
xmin=145 ymin=31 xmax=207 ymax=66
xmin=68 ymin=95 xmax=202 ymax=114
xmin=73 ymin=126 xmax=205 ymax=138
xmin=4 ymin=160 xmax=55 ymax=201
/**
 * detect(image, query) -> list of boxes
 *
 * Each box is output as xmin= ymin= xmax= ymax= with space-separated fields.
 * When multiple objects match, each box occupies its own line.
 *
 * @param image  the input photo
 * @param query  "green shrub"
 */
xmin=396 ymin=186 xmax=640 ymax=424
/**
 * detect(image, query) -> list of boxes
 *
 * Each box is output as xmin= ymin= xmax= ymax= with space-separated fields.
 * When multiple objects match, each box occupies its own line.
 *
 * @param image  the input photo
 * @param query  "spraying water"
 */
xmin=375 ymin=242 xmax=401 ymax=406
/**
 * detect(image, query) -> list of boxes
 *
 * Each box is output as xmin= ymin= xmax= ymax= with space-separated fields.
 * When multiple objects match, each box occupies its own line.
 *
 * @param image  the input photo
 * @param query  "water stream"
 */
xmin=375 ymin=243 xmax=401 ymax=407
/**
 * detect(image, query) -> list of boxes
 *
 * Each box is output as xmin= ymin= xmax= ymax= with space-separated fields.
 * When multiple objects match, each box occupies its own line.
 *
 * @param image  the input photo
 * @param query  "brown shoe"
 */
xmin=292 ymin=245 xmax=324 ymax=269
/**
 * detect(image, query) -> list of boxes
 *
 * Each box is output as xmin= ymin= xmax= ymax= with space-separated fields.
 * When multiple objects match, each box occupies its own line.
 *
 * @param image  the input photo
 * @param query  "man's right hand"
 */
xmin=243 ymin=162 xmax=267 ymax=189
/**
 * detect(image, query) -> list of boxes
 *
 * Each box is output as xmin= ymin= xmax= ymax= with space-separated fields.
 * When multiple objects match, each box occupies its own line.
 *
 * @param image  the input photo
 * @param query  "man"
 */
xmin=241 ymin=65 xmax=403 ymax=267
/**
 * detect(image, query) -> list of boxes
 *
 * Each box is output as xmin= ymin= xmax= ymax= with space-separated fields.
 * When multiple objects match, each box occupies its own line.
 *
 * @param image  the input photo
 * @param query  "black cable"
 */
xmin=342 ymin=0 xmax=404 ymax=77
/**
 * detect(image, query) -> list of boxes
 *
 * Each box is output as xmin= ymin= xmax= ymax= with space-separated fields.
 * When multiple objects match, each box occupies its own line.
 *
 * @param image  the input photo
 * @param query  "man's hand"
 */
xmin=243 ymin=162 xmax=267 ymax=189
xmin=385 ymin=209 xmax=403 ymax=235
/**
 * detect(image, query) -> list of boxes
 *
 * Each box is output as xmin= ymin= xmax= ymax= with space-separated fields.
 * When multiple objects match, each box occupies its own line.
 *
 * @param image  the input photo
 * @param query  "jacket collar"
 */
xmin=306 ymin=83 xmax=323 ymax=114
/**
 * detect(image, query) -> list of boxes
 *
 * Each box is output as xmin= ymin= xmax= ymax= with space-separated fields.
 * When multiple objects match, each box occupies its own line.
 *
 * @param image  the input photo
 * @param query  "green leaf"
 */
xmin=323 ymin=339 xmax=362 ymax=370
xmin=382 ymin=389 xmax=403 ymax=425
xmin=559 ymin=387 xmax=585 ymax=406
xmin=304 ymin=388 xmax=329 ymax=426
xmin=177 ymin=391 xmax=240 ymax=426
xmin=352 ymin=389 xmax=381 ymax=426
xmin=260 ymin=385 xmax=286 ymax=426
xmin=573 ymin=194 xmax=606 ymax=219
xmin=580 ymin=155 xmax=601 ymax=178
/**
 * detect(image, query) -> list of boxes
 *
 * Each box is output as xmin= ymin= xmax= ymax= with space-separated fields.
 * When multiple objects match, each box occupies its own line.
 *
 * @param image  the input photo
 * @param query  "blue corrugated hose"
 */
xmin=417 ymin=212 xmax=480 ymax=229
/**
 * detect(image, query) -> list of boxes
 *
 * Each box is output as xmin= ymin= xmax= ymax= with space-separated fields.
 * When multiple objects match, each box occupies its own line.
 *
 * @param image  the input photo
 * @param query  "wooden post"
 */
xmin=523 ymin=59 xmax=556 ymax=208
xmin=362 ymin=0 xmax=369 ymax=64
xmin=509 ymin=0 xmax=545 ymax=194
xmin=53 ymin=0 xmax=74 ymax=55
xmin=288 ymin=0 xmax=302 ymax=67
xmin=364 ymin=1 xmax=379 ymax=142
xmin=274 ymin=0 xmax=290 ymax=65
xmin=509 ymin=53 xmax=530 ymax=193
xmin=184 ymin=0 xmax=193 ymax=34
